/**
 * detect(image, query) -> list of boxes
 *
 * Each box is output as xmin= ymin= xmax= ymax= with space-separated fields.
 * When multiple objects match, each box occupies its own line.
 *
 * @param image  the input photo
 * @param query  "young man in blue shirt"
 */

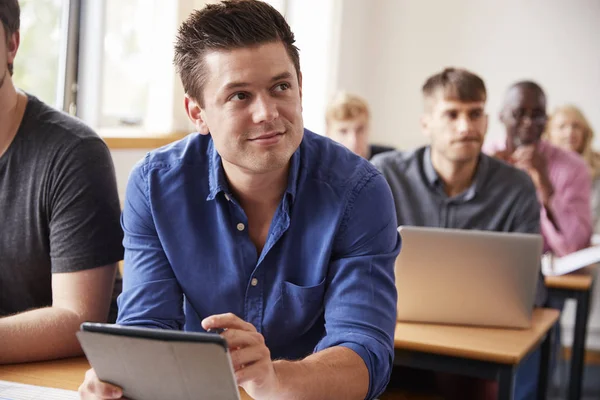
xmin=79 ymin=1 xmax=400 ymax=399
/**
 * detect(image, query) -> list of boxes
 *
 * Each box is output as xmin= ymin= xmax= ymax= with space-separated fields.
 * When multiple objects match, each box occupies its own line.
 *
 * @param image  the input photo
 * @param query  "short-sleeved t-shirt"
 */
xmin=0 ymin=94 xmax=124 ymax=316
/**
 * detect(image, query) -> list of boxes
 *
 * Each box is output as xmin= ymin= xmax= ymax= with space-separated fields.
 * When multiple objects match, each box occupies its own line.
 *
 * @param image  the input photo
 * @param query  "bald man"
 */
xmin=484 ymin=81 xmax=592 ymax=257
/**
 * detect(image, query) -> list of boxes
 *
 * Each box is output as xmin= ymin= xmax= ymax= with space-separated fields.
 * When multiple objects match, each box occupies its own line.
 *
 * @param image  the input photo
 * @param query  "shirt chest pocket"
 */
xmin=264 ymin=277 xmax=327 ymax=341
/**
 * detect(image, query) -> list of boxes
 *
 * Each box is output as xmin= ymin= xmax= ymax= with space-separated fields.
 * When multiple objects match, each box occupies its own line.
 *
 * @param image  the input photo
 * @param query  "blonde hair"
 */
xmin=325 ymin=92 xmax=370 ymax=126
xmin=546 ymin=105 xmax=600 ymax=178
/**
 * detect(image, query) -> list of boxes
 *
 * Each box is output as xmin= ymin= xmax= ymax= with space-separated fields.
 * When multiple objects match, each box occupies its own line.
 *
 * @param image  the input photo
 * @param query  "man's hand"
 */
xmin=511 ymin=145 xmax=554 ymax=206
xmin=203 ymin=313 xmax=280 ymax=400
xmin=78 ymin=368 xmax=124 ymax=399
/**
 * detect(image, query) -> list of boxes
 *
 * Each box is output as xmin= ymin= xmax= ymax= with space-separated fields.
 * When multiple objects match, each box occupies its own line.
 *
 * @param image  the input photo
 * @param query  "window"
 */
xmin=99 ymin=0 xmax=153 ymax=129
xmin=12 ymin=0 xmax=65 ymax=108
xmin=13 ymin=0 xmax=334 ymax=140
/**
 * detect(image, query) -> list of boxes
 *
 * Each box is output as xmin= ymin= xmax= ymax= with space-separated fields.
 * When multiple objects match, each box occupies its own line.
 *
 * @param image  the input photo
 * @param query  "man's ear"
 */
xmin=184 ymin=95 xmax=209 ymax=135
xmin=7 ymin=31 xmax=19 ymax=65
xmin=483 ymin=114 xmax=489 ymax=135
xmin=420 ymin=114 xmax=432 ymax=139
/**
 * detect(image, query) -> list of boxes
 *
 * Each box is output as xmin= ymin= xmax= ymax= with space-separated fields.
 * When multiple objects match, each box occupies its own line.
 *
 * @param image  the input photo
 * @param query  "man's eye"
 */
xmin=470 ymin=110 xmax=483 ymax=119
xmin=230 ymin=92 xmax=248 ymax=101
xmin=274 ymin=83 xmax=290 ymax=92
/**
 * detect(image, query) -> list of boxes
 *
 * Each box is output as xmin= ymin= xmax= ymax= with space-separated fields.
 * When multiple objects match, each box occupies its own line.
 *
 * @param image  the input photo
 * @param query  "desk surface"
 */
xmin=0 ymin=357 xmax=252 ymax=399
xmin=394 ymin=308 xmax=560 ymax=364
xmin=545 ymin=271 xmax=593 ymax=291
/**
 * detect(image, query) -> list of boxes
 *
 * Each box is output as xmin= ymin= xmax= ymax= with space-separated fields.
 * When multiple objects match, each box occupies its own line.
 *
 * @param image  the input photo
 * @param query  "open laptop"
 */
xmin=395 ymin=226 xmax=543 ymax=329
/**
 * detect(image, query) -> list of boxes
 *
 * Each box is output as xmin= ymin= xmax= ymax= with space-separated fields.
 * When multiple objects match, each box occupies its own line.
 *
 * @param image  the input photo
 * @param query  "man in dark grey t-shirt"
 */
xmin=372 ymin=68 xmax=542 ymax=400
xmin=0 ymin=1 xmax=123 ymax=364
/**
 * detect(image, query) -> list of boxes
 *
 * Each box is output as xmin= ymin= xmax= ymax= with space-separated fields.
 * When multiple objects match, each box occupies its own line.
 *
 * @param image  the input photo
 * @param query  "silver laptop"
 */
xmin=395 ymin=226 xmax=543 ymax=329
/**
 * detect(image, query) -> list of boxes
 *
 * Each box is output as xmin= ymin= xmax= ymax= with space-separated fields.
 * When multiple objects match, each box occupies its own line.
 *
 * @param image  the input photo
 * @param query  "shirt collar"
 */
xmin=422 ymin=146 xmax=488 ymax=201
xmin=206 ymin=139 xmax=228 ymax=201
xmin=422 ymin=146 xmax=440 ymax=187
xmin=206 ymin=136 xmax=301 ymax=203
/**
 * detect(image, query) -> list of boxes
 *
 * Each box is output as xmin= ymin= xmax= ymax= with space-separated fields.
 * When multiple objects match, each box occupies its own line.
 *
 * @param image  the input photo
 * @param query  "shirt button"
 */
xmin=251 ymin=278 xmax=258 ymax=286
xmin=224 ymin=193 xmax=231 ymax=201
xmin=237 ymin=223 xmax=245 ymax=231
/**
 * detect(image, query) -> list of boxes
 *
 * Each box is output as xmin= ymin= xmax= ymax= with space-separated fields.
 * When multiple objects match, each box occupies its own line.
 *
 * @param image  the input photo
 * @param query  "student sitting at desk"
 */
xmin=325 ymin=91 xmax=394 ymax=160
xmin=484 ymin=81 xmax=592 ymax=257
xmin=79 ymin=1 xmax=400 ymax=400
xmin=485 ymin=81 xmax=593 ymax=395
xmin=0 ymin=0 xmax=123 ymax=364
xmin=372 ymin=67 xmax=543 ymax=400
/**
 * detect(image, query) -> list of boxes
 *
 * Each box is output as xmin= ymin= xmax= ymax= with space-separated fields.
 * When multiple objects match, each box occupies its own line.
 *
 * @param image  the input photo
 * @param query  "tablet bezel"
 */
xmin=80 ymin=322 xmax=228 ymax=351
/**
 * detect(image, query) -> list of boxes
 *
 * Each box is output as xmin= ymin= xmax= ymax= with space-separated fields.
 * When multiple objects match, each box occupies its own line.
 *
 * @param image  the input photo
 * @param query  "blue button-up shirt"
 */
xmin=117 ymin=129 xmax=400 ymax=399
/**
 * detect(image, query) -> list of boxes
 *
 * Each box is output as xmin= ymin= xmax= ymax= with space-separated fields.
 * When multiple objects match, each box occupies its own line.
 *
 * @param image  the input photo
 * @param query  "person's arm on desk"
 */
xmin=0 ymin=264 xmax=117 ymax=364
xmin=0 ymin=137 xmax=122 ymax=364
xmin=202 ymin=313 xmax=372 ymax=400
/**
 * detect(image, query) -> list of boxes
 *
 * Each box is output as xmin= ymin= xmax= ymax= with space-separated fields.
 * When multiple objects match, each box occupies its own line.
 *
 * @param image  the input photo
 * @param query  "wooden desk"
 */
xmin=0 ymin=357 xmax=252 ymax=399
xmin=545 ymin=271 xmax=595 ymax=400
xmin=394 ymin=308 xmax=560 ymax=400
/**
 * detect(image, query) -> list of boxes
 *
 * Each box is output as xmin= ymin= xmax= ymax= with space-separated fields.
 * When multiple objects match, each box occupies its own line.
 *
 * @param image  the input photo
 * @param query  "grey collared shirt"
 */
xmin=372 ymin=146 xmax=546 ymax=305
xmin=372 ymin=147 xmax=540 ymax=232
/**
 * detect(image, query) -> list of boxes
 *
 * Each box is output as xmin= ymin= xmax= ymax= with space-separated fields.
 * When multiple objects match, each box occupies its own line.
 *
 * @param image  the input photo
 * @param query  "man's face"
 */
xmin=185 ymin=41 xmax=303 ymax=175
xmin=501 ymin=87 xmax=547 ymax=147
xmin=421 ymin=94 xmax=488 ymax=163
xmin=326 ymin=114 xmax=370 ymax=159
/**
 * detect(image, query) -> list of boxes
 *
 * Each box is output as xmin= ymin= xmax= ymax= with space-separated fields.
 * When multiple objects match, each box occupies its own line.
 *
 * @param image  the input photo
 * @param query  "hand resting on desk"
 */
xmin=78 ymin=312 xmax=279 ymax=400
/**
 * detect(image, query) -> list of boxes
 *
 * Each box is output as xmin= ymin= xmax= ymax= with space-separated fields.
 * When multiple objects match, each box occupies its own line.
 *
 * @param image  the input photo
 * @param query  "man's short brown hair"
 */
xmin=173 ymin=0 xmax=300 ymax=106
xmin=422 ymin=68 xmax=486 ymax=110
xmin=325 ymin=92 xmax=370 ymax=126
xmin=0 ymin=0 xmax=20 ymax=76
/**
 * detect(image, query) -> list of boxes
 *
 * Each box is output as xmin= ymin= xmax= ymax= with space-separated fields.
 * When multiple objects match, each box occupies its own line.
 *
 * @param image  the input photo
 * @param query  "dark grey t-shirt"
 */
xmin=372 ymin=146 xmax=546 ymax=305
xmin=0 ymin=95 xmax=124 ymax=317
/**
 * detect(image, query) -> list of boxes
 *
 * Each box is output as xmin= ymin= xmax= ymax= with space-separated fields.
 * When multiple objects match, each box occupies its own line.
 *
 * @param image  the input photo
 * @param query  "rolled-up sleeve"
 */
xmin=116 ymin=158 xmax=185 ymax=329
xmin=314 ymin=171 xmax=400 ymax=400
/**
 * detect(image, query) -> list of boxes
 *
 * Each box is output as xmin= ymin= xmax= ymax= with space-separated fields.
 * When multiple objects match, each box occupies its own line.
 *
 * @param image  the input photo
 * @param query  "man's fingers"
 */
xmin=223 ymin=329 xmax=265 ymax=350
xmin=79 ymin=369 xmax=123 ymax=399
xmin=202 ymin=313 xmax=257 ymax=332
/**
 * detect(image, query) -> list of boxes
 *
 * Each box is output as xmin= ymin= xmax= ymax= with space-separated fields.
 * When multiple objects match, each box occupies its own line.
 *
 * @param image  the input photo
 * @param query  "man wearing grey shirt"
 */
xmin=372 ymin=68 xmax=542 ymax=400
xmin=0 ymin=0 xmax=123 ymax=364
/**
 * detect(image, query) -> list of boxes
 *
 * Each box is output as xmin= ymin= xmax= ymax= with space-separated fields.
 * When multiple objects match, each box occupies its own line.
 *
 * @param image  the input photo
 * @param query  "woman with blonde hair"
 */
xmin=546 ymin=105 xmax=600 ymax=233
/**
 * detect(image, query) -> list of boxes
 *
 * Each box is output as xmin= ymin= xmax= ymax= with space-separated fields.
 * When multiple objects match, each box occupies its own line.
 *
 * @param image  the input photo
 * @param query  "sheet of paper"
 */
xmin=0 ymin=380 xmax=78 ymax=400
xmin=541 ymin=246 xmax=600 ymax=276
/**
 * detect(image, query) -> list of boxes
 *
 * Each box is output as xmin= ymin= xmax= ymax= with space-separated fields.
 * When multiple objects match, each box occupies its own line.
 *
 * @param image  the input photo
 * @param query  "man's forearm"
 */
xmin=273 ymin=346 xmax=369 ymax=400
xmin=0 ymin=307 xmax=86 ymax=364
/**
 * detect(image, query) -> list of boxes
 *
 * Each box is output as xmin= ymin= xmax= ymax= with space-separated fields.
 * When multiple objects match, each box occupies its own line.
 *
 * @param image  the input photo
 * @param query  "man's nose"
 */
xmin=252 ymin=95 xmax=279 ymax=124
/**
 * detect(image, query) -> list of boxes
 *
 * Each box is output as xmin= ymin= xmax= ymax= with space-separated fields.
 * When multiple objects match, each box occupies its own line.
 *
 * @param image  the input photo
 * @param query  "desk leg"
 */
xmin=498 ymin=365 xmax=515 ymax=400
xmin=537 ymin=332 xmax=551 ymax=400
xmin=569 ymin=289 xmax=591 ymax=400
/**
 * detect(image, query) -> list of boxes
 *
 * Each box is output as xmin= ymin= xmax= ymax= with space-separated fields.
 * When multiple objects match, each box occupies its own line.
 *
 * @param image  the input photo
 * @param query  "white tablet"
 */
xmin=77 ymin=322 xmax=240 ymax=400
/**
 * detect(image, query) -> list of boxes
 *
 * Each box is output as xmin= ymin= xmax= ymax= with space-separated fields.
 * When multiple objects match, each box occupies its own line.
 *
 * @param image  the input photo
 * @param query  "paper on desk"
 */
xmin=541 ymin=246 xmax=600 ymax=276
xmin=0 ymin=380 xmax=78 ymax=400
